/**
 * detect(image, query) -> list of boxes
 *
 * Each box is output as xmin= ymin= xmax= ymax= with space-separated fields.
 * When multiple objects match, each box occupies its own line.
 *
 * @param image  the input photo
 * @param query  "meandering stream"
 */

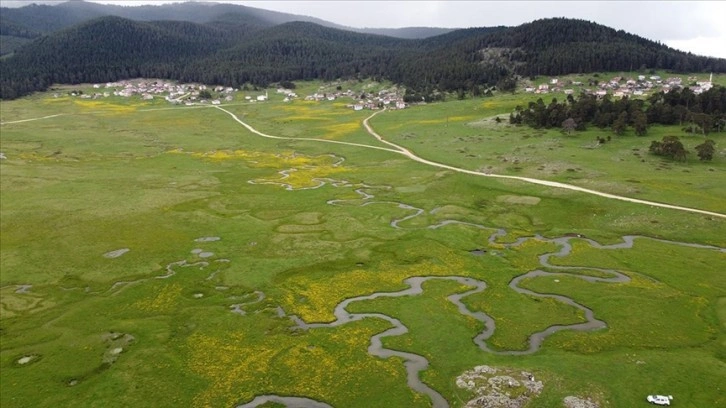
xmin=7 ymin=105 xmax=722 ymax=407
xmin=9 ymin=166 xmax=717 ymax=408
xmin=239 ymin=167 xmax=724 ymax=408
xmin=238 ymin=222 xmax=724 ymax=407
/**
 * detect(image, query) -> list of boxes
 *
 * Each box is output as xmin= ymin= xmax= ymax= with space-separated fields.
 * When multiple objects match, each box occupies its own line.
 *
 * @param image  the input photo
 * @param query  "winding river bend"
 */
xmin=238 ymin=228 xmax=724 ymax=407
xmin=7 ymin=104 xmax=720 ymax=408
xmin=236 ymin=395 xmax=334 ymax=408
xmin=231 ymin=163 xmax=725 ymax=408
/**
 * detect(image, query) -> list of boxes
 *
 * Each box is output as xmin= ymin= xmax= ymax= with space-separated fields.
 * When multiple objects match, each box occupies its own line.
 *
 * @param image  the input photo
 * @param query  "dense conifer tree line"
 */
xmin=510 ymin=86 xmax=726 ymax=137
xmin=2 ymin=16 xmax=726 ymax=100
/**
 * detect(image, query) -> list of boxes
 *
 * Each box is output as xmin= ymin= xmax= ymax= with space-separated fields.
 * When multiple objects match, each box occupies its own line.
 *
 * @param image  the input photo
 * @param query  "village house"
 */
xmin=696 ymin=74 xmax=713 ymax=92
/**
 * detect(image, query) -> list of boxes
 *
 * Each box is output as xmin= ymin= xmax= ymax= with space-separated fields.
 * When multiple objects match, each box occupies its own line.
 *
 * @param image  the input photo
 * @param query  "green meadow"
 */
xmin=1 ymin=80 xmax=724 ymax=408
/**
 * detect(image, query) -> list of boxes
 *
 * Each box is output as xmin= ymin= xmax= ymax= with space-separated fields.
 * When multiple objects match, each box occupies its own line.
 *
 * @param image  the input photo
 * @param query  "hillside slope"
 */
xmin=0 ymin=16 xmax=239 ymax=98
xmin=0 ymin=0 xmax=450 ymax=42
xmin=1 ymin=16 xmax=725 ymax=100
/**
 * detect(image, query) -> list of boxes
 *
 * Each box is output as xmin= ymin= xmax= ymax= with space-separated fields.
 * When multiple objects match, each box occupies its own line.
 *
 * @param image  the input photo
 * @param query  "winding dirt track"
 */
xmin=0 ymin=114 xmax=65 ymax=125
xmin=361 ymin=109 xmax=726 ymax=219
xmin=213 ymin=106 xmax=401 ymax=154
xmin=214 ymin=106 xmax=725 ymax=219
xmin=4 ymin=104 xmax=723 ymax=219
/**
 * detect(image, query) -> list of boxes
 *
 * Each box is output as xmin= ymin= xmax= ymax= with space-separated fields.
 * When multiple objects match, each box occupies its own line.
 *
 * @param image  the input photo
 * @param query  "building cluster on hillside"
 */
xmin=301 ymin=88 xmax=407 ymax=110
xmin=68 ymin=80 xmax=239 ymax=105
xmin=524 ymin=74 xmax=714 ymax=98
xmin=276 ymin=87 xmax=299 ymax=102
xmin=69 ymin=79 xmax=410 ymax=110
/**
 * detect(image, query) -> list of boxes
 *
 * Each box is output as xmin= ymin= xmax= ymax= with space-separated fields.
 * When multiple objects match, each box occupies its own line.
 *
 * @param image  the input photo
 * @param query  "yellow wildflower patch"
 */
xmin=322 ymin=121 xmax=361 ymax=139
xmin=447 ymin=115 xmax=478 ymax=122
xmin=282 ymin=115 xmax=327 ymax=122
xmin=73 ymin=100 xmax=138 ymax=114
xmin=187 ymin=332 xmax=280 ymax=407
xmin=17 ymin=152 xmax=54 ymax=162
xmin=132 ymin=283 xmax=182 ymax=313
xmin=280 ymin=260 xmax=468 ymax=323
xmin=169 ymin=149 xmax=346 ymax=190
xmin=187 ymin=324 xmax=410 ymax=407
xmin=255 ymin=166 xmax=345 ymax=190
xmin=277 ymin=102 xmax=351 ymax=117
xmin=43 ymin=96 xmax=71 ymax=103
xmin=276 ymin=333 xmax=407 ymax=401
xmin=410 ymin=118 xmax=448 ymax=125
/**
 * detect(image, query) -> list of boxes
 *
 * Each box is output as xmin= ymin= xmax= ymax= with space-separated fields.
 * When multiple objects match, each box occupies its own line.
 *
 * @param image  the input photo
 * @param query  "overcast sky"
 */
xmin=5 ymin=1 xmax=726 ymax=58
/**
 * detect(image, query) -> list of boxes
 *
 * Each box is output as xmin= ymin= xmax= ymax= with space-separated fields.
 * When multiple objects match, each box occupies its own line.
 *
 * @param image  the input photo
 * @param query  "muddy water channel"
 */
xmin=47 ymin=174 xmax=718 ymax=408
xmin=225 ymin=178 xmax=726 ymax=408
xmin=239 ymin=230 xmax=723 ymax=407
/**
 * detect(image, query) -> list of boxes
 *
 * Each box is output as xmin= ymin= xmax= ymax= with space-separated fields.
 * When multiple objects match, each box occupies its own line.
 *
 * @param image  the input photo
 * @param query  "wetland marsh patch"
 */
xmin=1 ymin=84 xmax=724 ymax=408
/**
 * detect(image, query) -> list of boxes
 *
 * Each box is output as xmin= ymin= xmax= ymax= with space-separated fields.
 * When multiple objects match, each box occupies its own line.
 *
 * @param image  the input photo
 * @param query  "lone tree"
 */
xmin=562 ymin=117 xmax=577 ymax=135
xmin=612 ymin=111 xmax=628 ymax=135
xmin=695 ymin=139 xmax=716 ymax=161
xmin=649 ymin=135 xmax=688 ymax=161
xmin=688 ymin=112 xmax=714 ymax=135
xmin=632 ymin=110 xmax=648 ymax=136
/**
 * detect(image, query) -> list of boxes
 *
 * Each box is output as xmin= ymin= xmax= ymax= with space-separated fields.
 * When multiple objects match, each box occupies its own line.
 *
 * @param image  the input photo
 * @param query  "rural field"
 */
xmin=1 ymin=79 xmax=724 ymax=408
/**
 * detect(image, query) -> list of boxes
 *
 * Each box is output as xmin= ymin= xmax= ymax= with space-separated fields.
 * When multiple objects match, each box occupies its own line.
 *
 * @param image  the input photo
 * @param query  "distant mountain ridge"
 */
xmin=0 ymin=0 xmax=454 ymax=55
xmin=1 ymin=2 xmax=725 ymax=100
xmin=350 ymin=27 xmax=456 ymax=39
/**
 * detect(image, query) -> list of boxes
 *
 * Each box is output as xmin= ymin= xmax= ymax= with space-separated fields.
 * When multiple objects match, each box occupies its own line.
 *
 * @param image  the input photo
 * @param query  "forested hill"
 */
xmin=1 ymin=15 xmax=725 ymax=100
xmin=0 ymin=0 xmax=448 ymax=47
xmin=474 ymin=18 xmax=723 ymax=75
xmin=0 ymin=16 xmax=240 ymax=99
xmin=0 ymin=1 xmax=331 ymax=34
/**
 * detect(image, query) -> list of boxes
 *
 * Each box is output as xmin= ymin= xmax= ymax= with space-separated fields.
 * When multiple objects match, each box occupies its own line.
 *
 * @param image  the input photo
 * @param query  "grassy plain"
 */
xmin=1 ymin=81 xmax=724 ymax=408
xmin=371 ymin=96 xmax=726 ymax=216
